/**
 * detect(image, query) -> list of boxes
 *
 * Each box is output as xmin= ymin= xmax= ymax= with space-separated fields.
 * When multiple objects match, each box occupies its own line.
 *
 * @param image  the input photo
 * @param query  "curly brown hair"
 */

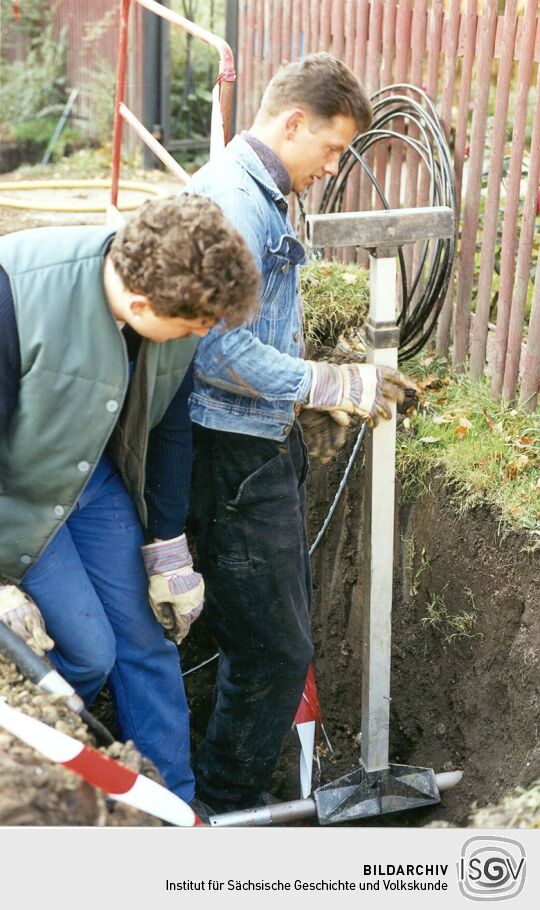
xmin=109 ymin=194 xmax=260 ymax=327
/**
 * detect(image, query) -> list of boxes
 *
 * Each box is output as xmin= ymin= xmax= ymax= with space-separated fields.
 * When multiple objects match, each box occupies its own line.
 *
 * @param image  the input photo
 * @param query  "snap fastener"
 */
xmin=77 ymin=460 xmax=90 ymax=473
xmin=106 ymin=400 xmax=119 ymax=413
xmin=281 ymin=264 xmax=288 ymax=273
xmin=20 ymin=554 xmax=32 ymax=565
xmin=54 ymin=505 xmax=65 ymax=518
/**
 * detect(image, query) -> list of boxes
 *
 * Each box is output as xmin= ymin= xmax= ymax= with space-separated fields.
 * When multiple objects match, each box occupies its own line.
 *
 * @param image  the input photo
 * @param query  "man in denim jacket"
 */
xmin=186 ymin=53 xmax=414 ymax=812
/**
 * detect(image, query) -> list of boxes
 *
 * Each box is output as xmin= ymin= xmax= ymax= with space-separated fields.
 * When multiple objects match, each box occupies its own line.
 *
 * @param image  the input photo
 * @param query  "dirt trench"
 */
xmin=293 ymin=433 xmax=539 ymax=826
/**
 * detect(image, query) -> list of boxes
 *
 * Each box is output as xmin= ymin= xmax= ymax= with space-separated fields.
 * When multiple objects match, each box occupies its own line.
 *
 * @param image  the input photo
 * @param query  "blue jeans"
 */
xmin=21 ymin=454 xmax=195 ymax=802
xmin=191 ymin=423 xmax=314 ymax=810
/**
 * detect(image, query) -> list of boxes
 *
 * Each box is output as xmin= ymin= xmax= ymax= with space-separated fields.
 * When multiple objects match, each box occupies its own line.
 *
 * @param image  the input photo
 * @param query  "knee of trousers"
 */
xmin=250 ymin=636 xmax=314 ymax=686
xmin=56 ymin=637 xmax=117 ymax=685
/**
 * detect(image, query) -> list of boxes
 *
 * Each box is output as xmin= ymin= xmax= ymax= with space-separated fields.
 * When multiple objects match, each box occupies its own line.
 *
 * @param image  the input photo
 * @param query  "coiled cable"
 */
xmin=314 ymin=84 xmax=457 ymax=362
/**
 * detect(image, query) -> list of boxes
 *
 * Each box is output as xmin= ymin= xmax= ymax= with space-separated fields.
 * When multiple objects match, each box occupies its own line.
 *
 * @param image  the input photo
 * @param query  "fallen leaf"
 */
xmin=418 ymin=436 xmax=441 ymax=444
xmin=403 ymin=417 xmax=411 ymax=430
xmin=483 ymin=409 xmax=495 ymax=430
xmin=454 ymin=417 xmax=473 ymax=438
xmin=505 ymin=454 xmax=530 ymax=479
xmin=432 ymin=415 xmax=450 ymax=425
xmin=515 ymin=437 xmax=534 ymax=449
xmin=436 ymin=396 xmax=448 ymax=405
xmin=418 ymin=374 xmax=443 ymax=390
xmin=342 ymin=272 xmax=358 ymax=285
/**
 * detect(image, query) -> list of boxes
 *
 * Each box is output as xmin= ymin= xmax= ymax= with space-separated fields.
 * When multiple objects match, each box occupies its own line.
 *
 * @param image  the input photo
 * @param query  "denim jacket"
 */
xmin=185 ymin=135 xmax=312 ymax=441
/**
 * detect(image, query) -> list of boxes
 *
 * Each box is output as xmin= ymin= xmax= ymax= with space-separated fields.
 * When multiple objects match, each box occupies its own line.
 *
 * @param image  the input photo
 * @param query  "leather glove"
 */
xmin=306 ymin=361 xmax=417 ymax=428
xmin=0 ymin=585 xmax=54 ymax=656
xmin=141 ymin=534 xmax=204 ymax=645
xmin=298 ymin=408 xmax=350 ymax=464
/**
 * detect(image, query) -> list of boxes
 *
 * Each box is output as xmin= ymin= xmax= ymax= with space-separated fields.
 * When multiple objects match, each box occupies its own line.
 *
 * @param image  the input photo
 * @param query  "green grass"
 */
xmin=470 ymin=780 xmax=540 ymax=828
xmin=397 ymin=355 xmax=540 ymax=540
xmin=420 ymin=587 xmax=482 ymax=644
xmin=301 ymin=258 xmax=369 ymax=347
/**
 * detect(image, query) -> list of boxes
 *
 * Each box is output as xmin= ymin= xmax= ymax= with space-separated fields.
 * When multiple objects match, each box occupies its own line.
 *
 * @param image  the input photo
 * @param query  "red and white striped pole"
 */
xmin=293 ymin=665 xmax=322 ymax=798
xmin=0 ymin=697 xmax=201 ymax=827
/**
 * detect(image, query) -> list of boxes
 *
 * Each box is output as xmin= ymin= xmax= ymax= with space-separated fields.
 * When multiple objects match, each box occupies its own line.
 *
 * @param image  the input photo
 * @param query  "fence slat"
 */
xmin=453 ymin=0 xmax=498 ymax=367
xmin=301 ymin=0 xmax=311 ymax=56
xmin=374 ymin=0 xmax=397 ymax=205
xmin=360 ymin=0 xmax=385 ymax=263
xmin=319 ymin=0 xmax=331 ymax=52
xmin=253 ymin=0 xmax=265 ymax=121
xmin=405 ymin=0 xmax=428 ymax=303
xmin=263 ymin=0 xmax=272 ymax=86
xmin=520 ymin=256 xmax=540 ymax=410
xmin=332 ymin=0 xmax=346 ymax=60
xmin=388 ymin=0 xmax=411 ymax=210
xmin=470 ymin=0 xmax=519 ymax=379
xmin=418 ymin=0 xmax=444 ymax=209
xmin=307 ymin=0 xmax=318 ymax=51
xmin=436 ymin=0 xmax=463 ymax=355
xmin=344 ymin=0 xmax=356 ymax=71
xmin=291 ymin=0 xmax=302 ymax=59
xmin=503 ymin=60 xmax=540 ymax=401
xmin=235 ymin=0 xmax=246 ymax=129
xmin=450 ymin=0 xmax=478 ymax=367
xmin=491 ymin=0 xmax=538 ymax=397
xmin=281 ymin=0 xmax=292 ymax=64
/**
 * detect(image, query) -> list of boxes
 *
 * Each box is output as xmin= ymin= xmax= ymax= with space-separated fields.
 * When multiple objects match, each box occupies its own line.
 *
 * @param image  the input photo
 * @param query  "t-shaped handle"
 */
xmin=305 ymin=205 xmax=454 ymax=258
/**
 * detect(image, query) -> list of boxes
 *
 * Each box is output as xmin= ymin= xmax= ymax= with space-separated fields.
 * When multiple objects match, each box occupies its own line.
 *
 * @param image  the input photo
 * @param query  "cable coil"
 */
xmin=317 ymin=84 xmax=457 ymax=362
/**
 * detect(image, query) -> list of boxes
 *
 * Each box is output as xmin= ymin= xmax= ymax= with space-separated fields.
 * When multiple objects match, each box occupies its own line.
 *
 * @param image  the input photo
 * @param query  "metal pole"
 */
xmin=225 ymin=0 xmax=239 ymax=137
xmin=142 ymin=2 xmax=163 ymax=169
xmin=361 ymin=253 xmax=399 ymax=772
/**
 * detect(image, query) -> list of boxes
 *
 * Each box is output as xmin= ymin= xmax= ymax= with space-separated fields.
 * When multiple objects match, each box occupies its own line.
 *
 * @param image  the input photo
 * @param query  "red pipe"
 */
xmin=110 ymin=0 xmax=132 ymax=209
xmin=110 ymin=0 xmax=235 ymax=207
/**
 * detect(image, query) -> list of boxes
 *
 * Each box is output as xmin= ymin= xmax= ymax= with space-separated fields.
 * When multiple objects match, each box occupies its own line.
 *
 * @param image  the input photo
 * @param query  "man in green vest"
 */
xmin=0 ymin=194 xmax=259 ymax=803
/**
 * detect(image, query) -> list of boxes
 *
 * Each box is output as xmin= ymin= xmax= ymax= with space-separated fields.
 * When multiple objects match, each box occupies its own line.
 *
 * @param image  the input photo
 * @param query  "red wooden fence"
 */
xmin=235 ymin=0 xmax=540 ymax=410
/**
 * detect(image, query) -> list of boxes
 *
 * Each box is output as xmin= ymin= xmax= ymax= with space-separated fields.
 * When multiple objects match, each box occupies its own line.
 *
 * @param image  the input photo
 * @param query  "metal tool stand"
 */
xmin=210 ymin=206 xmax=456 ymax=828
xmin=306 ymin=207 xmax=454 ymax=825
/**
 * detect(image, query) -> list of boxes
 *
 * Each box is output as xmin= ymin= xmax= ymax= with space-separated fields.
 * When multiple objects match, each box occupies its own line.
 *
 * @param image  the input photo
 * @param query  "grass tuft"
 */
xmin=397 ymin=355 xmax=540 ymax=541
xmin=301 ymin=258 xmax=369 ymax=347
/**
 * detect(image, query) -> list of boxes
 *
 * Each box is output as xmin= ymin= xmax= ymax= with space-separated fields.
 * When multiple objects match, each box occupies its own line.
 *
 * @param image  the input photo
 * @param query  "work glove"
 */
xmin=298 ymin=408 xmax=351 ymax=464
xmin=0 ymin=585 xmax=54 ymax=657
xmin=141 ymin=534 xmax=204 ymax=645
xmin=305 ymin=361 xmax=417 ymax=428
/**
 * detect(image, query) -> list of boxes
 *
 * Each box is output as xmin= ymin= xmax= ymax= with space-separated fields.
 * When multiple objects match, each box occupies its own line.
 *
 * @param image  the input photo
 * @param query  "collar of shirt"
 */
xmin=241 ymin=130 xmax=292 ymax=197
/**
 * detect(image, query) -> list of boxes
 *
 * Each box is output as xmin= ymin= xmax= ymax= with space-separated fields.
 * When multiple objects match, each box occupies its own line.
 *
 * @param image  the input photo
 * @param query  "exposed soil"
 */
xmin=301 ymin=431 xmax=539 ymax=827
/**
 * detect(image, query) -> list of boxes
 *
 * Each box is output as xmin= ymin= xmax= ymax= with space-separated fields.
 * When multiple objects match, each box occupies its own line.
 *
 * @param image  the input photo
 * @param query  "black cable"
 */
xmin=314 ymin=84 xmax=457 ymax=362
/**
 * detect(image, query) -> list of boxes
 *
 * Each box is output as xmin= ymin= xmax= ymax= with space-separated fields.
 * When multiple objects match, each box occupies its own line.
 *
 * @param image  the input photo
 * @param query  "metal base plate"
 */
xmin=314 ymin=762 xmax=440 ymax=825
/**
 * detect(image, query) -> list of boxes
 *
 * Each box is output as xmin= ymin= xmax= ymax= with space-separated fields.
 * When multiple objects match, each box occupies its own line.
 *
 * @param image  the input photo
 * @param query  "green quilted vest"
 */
xmin=0 ymin=226 xmax=197 ymax=582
